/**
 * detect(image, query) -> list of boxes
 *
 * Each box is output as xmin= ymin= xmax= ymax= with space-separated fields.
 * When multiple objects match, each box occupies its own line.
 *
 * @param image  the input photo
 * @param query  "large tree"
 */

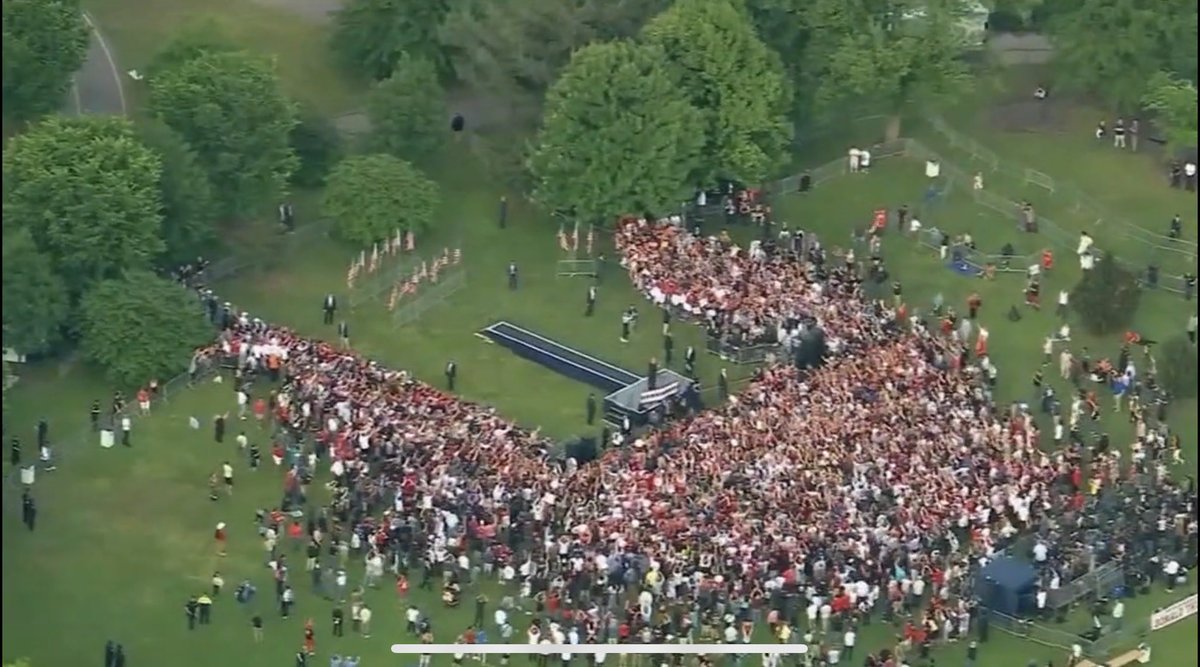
xmin=1 ymin=0 xmax=90 ymax=123
xmin=802 ymin=0 xmax=972 ymax=137
xmin=323 ymin=154 xmax=441 ymax=246
xmin=79 ymin=271 xmax=212 ymax=387
xmin=289 ymin=108 xmax=343 ymax=189
xmin=1141 ymin=72 xmax=1198 ymax=152
xmin=641 ymin=0 xmax=793 ymax=186
xmin=367 ymin=54 xmax=447 ymax=163
xmin=1048 ymin=0 xmax=1196 ymax=111
xmin=331 ymin=0 xmax=455 ymax=81
xmin=440 ymin=0 xmax=669 ymax=120
xmin=528 ymin=41 xmax=704 ymax=223
xmin=136 ymin=120 xmax=217 ymax=266
xmin=149 ymin=49 xmax=298 ymax=218
xmin=2 ymin=116 xmax=164 ymax=295
xmin=2 ymin=228 xmax=70 ymax=355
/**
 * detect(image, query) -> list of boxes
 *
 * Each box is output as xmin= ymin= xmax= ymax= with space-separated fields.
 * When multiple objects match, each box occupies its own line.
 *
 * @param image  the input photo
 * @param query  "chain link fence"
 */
xmin=768 ymin=137 xmax=1195 ymax=295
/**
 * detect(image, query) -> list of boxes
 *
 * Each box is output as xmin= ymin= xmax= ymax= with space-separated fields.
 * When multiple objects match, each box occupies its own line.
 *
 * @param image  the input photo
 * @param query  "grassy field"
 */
xmin=3 ymin=12 xmax=1198 ymax=667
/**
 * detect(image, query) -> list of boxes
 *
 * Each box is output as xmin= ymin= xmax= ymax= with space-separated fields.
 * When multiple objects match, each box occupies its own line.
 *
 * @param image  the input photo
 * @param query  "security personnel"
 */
xmin=445 ymin=361 xmax=458 ymax=391
xmin=322 ymin=294 xmax=337 ymax=325
xmin=647 ymin=358 xmax=659 ymax=390
xmin=585 ymin=284 xmax=597 ymax=317
xmin=684 ymin=345 xmax=697 ymax=378
xmin=663 ymin=331 xmax=675 ymax=365
xmin=337 ymin=321 xmax=350 ymax=348
xmin=717 ymin=368 xmax=729 ymax=402
xmin=585 ymin=394 xmax=597 ymax=426
xmin=507 ymin=262 xmax=519 ymax=290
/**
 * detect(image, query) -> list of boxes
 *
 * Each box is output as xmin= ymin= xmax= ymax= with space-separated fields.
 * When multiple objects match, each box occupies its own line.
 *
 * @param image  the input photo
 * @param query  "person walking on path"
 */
xmin=21 ymin=489 xmax=36 ymax=531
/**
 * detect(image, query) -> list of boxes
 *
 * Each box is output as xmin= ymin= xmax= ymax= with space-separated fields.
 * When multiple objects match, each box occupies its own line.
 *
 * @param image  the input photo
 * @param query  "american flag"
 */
xmin=453 ymin=248 xmax=462 ymax=264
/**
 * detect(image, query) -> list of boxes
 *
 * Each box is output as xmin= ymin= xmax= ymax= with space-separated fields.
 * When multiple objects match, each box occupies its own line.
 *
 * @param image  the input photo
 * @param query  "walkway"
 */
xmin=68 ymin=12 xmax=127 ymax=116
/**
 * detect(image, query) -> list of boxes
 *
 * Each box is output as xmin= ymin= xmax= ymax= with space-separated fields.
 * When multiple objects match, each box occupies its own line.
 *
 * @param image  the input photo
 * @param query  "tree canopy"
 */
xmin=1071 ymin=253 xmax=1142 ymax=335
xmin=641 ymin=0 xmax=792 ymax=185
xmin=149 ymin=48 xmax=298 ymax=218
xmin=2 ymin=228 xmax=70 ymax=355
xmin=323 ymin=154 xmax=441 ymax=246
xmin=2 ymin=116 xmax=164 ymax=295
xmin=528 ymin=41 xmax=704 ymax=222
xmin=1141 ymin=72 xmax=1198 ymax=152
xmin=440 ymin=0 xmax=669 ymax=119
xmin=802 ymin=0 xmax=972 ymax=128
xmin=367 ymin=54 xmax=447 ymax=163
xmin=331 ymin=0 xmax=454 ymax=80
xmin=289 ymin=108 xmax=343 ymax=189
xmin=136 ymin=120 xmax=217 ymax=266
xmin=1048 ymin=0 xmax=1196 ymax=111
xmin=1 ymin=0 xmax=90 ymax=123
xmin=79 ymin=271 xmax=213 ymax=387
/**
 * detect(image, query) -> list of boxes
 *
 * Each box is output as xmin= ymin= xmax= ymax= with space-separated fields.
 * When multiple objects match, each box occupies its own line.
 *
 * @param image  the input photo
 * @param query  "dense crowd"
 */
xmin=198 ymin=214 xmax=1194 ymax=665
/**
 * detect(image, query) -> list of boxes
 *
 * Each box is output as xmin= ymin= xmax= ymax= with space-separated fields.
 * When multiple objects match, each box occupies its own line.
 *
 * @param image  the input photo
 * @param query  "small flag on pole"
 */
xmin=586 ymin=224 xmax=595 ymax=257
xmin=571 ymin=221 xmax=580 ymax=253
xmin=453 ymin=248 xmax=462 ymax=264
xmin=557 ymin=224 xmax=570 ymax=253
xmin=392 ymin=228 xmax=402 ymax=255
xmin=405 ymin=230 xmax=415 ymax=252
xmin=419 ymin=261 xmax=428 ymax=281
xmin=369 ymin=243 xmax=380 ymax=273
xmin=358 ymin=250 xmax=367 ymax=270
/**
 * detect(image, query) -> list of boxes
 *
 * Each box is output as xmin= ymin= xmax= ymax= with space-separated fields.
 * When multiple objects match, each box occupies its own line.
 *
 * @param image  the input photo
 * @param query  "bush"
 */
xmin=1159 ymin=335 xmax=1198 ymax=399
xmin=80 ymin=271 xmax=213 ymax=387
xmin=322 ymin=154 xmax=440 ymax=246
xmin=1071 ymin=252 xmax=1141 ymax=335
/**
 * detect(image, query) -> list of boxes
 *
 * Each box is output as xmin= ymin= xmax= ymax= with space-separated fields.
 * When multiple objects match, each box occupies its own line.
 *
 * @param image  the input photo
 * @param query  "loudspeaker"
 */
xmin=794 ymin=327 xmax=828 ymax=370
xmin=565 ymin=437 xmax=598 ymax=464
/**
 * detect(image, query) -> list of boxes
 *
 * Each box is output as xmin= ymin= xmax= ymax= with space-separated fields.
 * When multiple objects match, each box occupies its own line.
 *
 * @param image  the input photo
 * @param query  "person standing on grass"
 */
xmin=214 ymin=413 xmax=227 ymax=444
xmin=21 ymin=488 xmax=36 ymax=531
xmin=359 ymin=603 xmax=373 ymax=638
xmin=10 ymin=436 xmax=21 ymax=467
xmin=446 ymin=361 xmax=458 ymax=391
xmin=222 ymin=460 xmax=235 ymax=496
xmin=296 ymin=646 xmax=309 ymax=667
xmin=323 ymin=294 xmax=337 ymax=325
xmin=281 ymin=585 xmax=296 ymax=618
xmin=508 ymin=262 xmax=519 ymax=290
xmin=113 ymin=645 xmax=125 ymax=667
xmin=499 ymin=196 xmax=508 ymax=229
xmin=585 ymin=284 xmax=597 ymax=317
xmin=198 ymin=591 xmax=213 ymax=625
xmin=332 ymin=606 xmax=345 ymax=637
xmin=90 ymin=399 xmax=102 ymax=431
xmin=252 ymin=614 xmax=264 ymax=642
xmin=185 ymin=595 xmax=199 ymax=630
xmin=338 ymin=320 xmax=350 ymax=349
xmin=586 ymin=394 xmax=597 ymax=426
xmin=120 ymin=414 xmax=132 ymax=447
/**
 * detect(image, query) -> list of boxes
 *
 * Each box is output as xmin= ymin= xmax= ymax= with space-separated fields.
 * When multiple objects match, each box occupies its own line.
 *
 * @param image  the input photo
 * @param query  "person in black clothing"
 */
xmin=249 ymin=443 xmax=261 ymax=470
xmin=647 ymin=358 xmax=659 ymax=390
xmin=10 ymin=437 xmax=20 ymax=466
xmin=663 ymin=332 xmax=675 ymax=366
xmin=185 ymin=596 xmax=199 ymax=630
xmin=337 ymin=321 xmax=350 ymax=349
xmin=279 ymin=202 xmax=296 ymax=232
xmin=507 ymin=262 xmax=519 ymax=290
xmin=498 ymin=196 xmax=508 ymax=229
xmin=332 ymin=607 xmax=345 ymax=636
xmin=451 ymin=114 xmax=465 ymax=133
xmin=1169 ymin=214 xmax=1183 ymax=239
xmin=90 ymin=400 xmax=102 ymax=431
xmin=897 ymin=204 xmax=909 ymax=231
xmin=113 ymin=645 xmax=125 ymax=667
xmin=322 ymin=294 xmax=337 ymax=325
xmin=1184 ymin=273 xmax=1196 ymax=301
xmin=445 ymin=361 xmax=457 ymax=391
xmin=296 ymin=648 xmax=309 ymax=667
xmin=214 ymin=414 xmax=226 ymax=444
xmin=684 ymin=345 xmax=697 ymax=378
xmin=717 ymin=368 xmax=729 ymax=402
xmin=585 ymin=394 xmax=597 ymax=426
xmin=105 ymin=639 xmax=116 ymax=667
xmin=37 ymin=418 xmax=48 ymax=449
xmin=585 ymin=285 xmax=597 ymax=317
xmin=21 ymin=489 xmax=35 ymax=531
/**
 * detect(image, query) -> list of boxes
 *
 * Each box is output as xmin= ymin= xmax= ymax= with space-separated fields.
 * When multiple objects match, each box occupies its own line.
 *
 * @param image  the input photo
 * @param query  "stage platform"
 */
xmin=480 ymin=321 xmax=639 ymax=393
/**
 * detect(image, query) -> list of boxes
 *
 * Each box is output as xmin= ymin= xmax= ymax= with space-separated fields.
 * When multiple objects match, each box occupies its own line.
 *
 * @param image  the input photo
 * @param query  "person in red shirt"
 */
xmin=304 ymin=618 xmax=315 ymax=654
xmin=137 ymin=387 xmax=151 ymax=414
xmin=214 ymin=522 xmax=227 ymax=557
xmin=253 ymin=398 xmax=267 ymax=425
xmin=396 ymin=574 xmax=409 ymax=598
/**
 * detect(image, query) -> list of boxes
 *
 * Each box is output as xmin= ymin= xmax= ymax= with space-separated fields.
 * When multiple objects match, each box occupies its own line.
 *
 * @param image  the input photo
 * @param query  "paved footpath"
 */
xmin=68 ymin=12 xmax=127 ymax=116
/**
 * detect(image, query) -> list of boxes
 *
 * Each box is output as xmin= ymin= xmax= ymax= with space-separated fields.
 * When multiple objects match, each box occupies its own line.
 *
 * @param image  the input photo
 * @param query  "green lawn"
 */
xmin=83 ymin=0 xmax=366 ymax=115
xmin=4 ymin=23 xmax=1199 ymax=667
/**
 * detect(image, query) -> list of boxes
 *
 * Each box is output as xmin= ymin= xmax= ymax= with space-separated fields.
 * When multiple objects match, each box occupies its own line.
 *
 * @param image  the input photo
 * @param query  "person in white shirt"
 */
xmin=1111 ymin=599 xmax=1125 ymax=630
xmin=1036 ymin=588 xmax=1048 ymax=619
xmin=237 ymin=389 xmax=249 ymax=419
xmin=848 ymin=147 xmax=861 ymax=173
xmin=859 ymin=149 xmax=872 ymax=172
xmin=407 ymin=605 xmax=421 ymax=634
xmin=1164 ymin=559 xmax=1182 ymax=590
xmin=973 ymin=172 xmax=984 ymax=190
xmin=1056 ymin=289 xmax=1069 ymax=317
xmin=1077 ymin=231 xmax=1094 ymax=256
xmin=843 ymin=628 xmax=857 ymax=661
xmin=120 ymin=415 xmax=133 ymax=447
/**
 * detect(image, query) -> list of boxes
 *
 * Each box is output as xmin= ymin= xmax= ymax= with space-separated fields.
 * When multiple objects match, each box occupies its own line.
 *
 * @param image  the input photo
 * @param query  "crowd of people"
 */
xmin=190 ymin=212 xmax=1195 ymax=666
